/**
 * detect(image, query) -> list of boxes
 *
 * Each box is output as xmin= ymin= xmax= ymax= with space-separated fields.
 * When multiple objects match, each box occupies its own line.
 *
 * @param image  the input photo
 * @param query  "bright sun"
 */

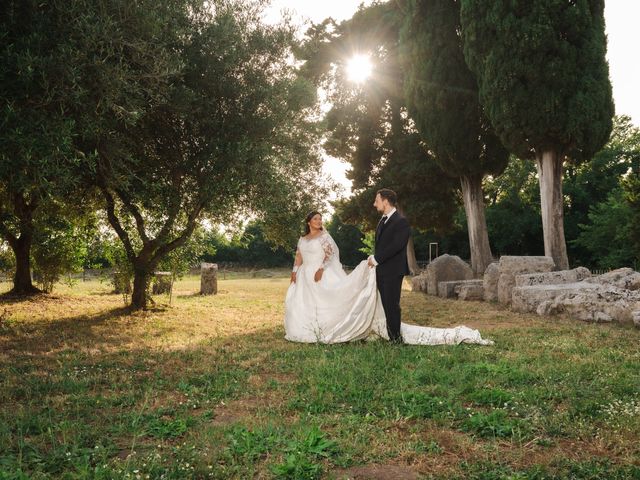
xmin=346 ymin=54 xmax=372 ymax=83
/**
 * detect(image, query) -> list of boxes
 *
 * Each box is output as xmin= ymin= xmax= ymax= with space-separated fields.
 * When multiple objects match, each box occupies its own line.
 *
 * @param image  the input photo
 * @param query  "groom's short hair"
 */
xmin=377 ymin=188 xmax=397 ymax=206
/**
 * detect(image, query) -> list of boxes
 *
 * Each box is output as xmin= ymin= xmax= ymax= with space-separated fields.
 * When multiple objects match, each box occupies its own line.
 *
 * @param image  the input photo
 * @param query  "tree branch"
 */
xmin=114 ymin=186 xmax=150 ymax=244
xmin=101 ymin=186 xmax=136 ymax=262
xmin=151 ymin=171 xmax=184 ymax=247
xmin=149 ymin=202 xmax=204 ymax=266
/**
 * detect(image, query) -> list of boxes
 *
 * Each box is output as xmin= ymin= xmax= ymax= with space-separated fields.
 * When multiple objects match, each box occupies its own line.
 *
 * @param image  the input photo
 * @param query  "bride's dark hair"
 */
xmin=304 ymin=211 xmax=322 ymax=235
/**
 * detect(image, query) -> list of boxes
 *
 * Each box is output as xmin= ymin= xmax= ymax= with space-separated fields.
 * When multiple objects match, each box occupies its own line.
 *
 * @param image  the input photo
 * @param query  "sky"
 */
xmin=264 ymin=0 xmax=640 ymax=194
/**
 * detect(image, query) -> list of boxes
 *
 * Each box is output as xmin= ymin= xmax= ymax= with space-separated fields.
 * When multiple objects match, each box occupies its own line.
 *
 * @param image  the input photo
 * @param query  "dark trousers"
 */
xmin=376 ymin=273 xmax=403 ymax=342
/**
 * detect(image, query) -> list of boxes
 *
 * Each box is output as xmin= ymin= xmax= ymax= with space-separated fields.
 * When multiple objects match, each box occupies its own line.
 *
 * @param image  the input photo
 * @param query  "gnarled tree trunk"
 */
xmin=10 ymin=234 xmax=40 ymax=295
xmin=535 ymin=150 xmax=569 ymax=270
xmin=460 ymin=174 xmax=493 ymax=276
xmin=129 ymin=248 xmax=158 ymax=310
xmin=0 ymin=194 xmax=41 ymax=295
xmin=130 ymin=267 xmax=151 ymax=310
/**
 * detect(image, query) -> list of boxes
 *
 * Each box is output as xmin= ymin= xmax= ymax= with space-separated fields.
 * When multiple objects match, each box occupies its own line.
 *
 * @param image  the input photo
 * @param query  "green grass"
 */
xmin=1 ymin=275 xmax=639 ymax=479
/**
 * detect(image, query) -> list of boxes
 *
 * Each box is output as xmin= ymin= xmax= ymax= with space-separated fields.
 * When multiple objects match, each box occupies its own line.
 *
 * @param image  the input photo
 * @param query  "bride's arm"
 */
xmin=291 ymin=244 xmax=302 ymax=283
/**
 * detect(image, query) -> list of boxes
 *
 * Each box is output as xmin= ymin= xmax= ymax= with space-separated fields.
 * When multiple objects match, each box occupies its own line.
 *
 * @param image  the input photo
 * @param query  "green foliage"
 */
xmin=0 ymin=0 xmax=98 ymax=293
xmin=201 ymin=222 xmax=294 ymax=268
xmin=358 ymin=231 xmax=375 ymax=257
xmin=271 ymin=427 xmax=337 ymax=480
xmin=227 ymin=425 xmax=281 ymax=462
xmin=300 ymin=3 xmax=459 ymax=233
xmin=484 ymin=158 xmax=543 ymax=256
xmin=469 ymin=388 xmax=513 ymax=407
xmin=400 ymin=0 xmax=509 ymax=179
xmin=563 ymin=116 xmax=640 ymax=265
xmin=325 ymin=213 xmax=366 ymax=267
xmin=22 ymin=0 xmax=328 ymax=307
xmin=0 ymin=0 xmax=83 ymax=195
xmin=462 ymin=410 xmax=525 ymax=438
xmin=460 ymin=0 xmax=614 ymax=163
xmin=623 ymin=172 xmax=640 ymax=267
xmin=235 ymin=223 xmax=296 ymax=267
xmin=467 ymin=117 xmax=640 ymax=268
xmin=271 ymin=454 xmax=322 ymax=480
xmin=572 ymin=189 xmax=636 ymax=270
xmin=31 ymin=216 xmax=88 ymax=293
xmin=146 ymin=417 xmax=189 ymax=439
xmin=157 ymin=227 xmax=210 ymax=279
xmin=0 ymin=243 xmax=15 ymax=273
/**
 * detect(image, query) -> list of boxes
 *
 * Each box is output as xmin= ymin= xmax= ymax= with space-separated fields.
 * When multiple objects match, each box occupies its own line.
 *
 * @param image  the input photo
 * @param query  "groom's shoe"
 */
xmin=389 ymin=336 xmax=404 ymax=345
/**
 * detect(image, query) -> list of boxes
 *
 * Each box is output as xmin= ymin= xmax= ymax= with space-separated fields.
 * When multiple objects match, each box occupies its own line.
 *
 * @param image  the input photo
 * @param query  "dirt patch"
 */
xmin=333 ymin=464 xmax=420 ymax=480
xmin=496 ymin=436 xmax=637 ymax=470
xmin=211 ymin=391 xmax=284 ymax=427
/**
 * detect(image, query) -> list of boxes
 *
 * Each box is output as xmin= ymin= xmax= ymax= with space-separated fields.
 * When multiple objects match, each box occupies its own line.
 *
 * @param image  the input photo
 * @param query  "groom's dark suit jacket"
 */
xmin=375 ymin=211 xmax=410 ymax=277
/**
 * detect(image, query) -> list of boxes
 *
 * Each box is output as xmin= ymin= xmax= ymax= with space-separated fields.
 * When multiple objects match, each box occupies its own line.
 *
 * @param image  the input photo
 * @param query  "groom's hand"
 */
xmin=314 ymin=268 xmax=324 ymax=282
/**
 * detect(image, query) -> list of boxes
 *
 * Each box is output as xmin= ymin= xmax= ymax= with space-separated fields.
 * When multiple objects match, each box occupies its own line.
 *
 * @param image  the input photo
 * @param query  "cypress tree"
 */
xmin=460 ymin=0 xmax=614 ymax=269
xmin=400 ymin=0 xmax=509 ymax=275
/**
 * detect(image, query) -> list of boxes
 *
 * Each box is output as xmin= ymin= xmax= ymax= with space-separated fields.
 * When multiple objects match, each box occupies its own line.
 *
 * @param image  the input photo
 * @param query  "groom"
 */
xmin=368 ymin=188 xmax=410 ymax=343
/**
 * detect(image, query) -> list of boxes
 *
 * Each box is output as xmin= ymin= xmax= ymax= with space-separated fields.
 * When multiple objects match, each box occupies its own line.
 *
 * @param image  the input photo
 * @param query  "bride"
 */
xmin=284 ymin=211 xmax=493 ymax=346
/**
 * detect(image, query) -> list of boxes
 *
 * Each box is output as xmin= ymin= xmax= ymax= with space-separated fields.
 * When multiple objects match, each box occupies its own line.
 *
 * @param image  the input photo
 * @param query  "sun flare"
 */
xmin=346 ymin=54 xmax=372 ymax=84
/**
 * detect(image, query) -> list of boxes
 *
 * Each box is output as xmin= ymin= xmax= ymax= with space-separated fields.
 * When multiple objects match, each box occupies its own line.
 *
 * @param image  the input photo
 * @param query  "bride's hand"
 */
xmin=314 ymin=268 xmax=324 ymax=282
xmin=290 ymin=272 xmax=297 ymax=283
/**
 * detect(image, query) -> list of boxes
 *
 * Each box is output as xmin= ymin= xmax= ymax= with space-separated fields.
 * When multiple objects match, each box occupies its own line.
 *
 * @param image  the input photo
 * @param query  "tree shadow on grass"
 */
xmin=0 ymin=290 xmax=50 ymax=304
xmin=0 ymin=305 xmax=151 ymax=356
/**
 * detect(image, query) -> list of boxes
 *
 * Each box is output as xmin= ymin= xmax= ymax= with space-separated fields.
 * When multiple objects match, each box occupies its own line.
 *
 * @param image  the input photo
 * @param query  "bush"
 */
xmin=31 ymin=218 xmax=87 ymax=293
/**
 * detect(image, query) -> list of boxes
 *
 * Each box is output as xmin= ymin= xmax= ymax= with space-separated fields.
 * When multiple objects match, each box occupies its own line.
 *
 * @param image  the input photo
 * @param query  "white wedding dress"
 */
xmin=284 ymin=231 xmax=493 ymax=346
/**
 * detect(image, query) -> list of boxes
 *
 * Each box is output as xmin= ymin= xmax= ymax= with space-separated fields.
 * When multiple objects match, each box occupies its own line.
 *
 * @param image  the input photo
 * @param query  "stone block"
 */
xmin=458 ymin=282 xmax=485 ymax=301
xmin=411 ymin=274 xmax=428 ymax=293
xmin=512 ymin=281 xmax=640 ymax=324
xmin=585 ymin=268 xmax=640 ymax=291
xmin=515 ymin=267 xmax=591 ymax=287
xmin=426 ymin=254 xmax=474 ymax=296
xmin=497 ymin=256 xmax=555 ymax=305
xmin=200 ymin=263 xmax=218 ymax=295
xmin=483 ymin=262 xmax=499 ymax=302
xmin=438 ymin=280 xmax=462 ymax=298
xmin=498 ymin=256 xmax=555 ymax=275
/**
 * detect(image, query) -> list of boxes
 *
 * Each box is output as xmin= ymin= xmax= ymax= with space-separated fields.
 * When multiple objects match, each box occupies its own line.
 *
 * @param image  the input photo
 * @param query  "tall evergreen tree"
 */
xmin=400 ymin=0 xmax=509 ymax=276
xmin=460 ymin=0 xmax=614 ymax=269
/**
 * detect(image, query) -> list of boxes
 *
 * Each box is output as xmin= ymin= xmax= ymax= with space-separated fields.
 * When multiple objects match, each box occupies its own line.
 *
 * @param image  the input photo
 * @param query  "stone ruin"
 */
xmin=411 ymin=254 xmax=474 ymax=297
xmin=412 ymin=255 xmax=640 ymax=328
xmin=200 ymin=262 xmax=218 ymax=295
xmin=512 ymin=267 xmax=640 ymax=325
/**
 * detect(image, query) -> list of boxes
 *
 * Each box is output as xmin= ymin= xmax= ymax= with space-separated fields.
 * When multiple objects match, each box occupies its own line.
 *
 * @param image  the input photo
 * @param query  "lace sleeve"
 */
xmin=320 ymin=233 xmax=339 ymax=269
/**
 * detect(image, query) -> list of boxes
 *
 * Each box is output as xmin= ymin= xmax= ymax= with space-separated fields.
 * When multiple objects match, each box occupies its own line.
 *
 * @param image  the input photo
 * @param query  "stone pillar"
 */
xmin=152 ymin=271 xmax=172 ymax=294
xmin=200 ymin=263 xmax=218 ymax=295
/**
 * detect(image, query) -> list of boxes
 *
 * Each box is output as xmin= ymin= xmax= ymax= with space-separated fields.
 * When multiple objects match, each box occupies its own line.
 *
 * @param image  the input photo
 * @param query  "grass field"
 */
xmin=1 ymin=273 xmax=639 ymax=479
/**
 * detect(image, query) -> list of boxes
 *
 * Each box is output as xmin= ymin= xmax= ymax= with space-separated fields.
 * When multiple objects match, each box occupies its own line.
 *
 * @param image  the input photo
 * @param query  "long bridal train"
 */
xmin=284 ymin=232 xmax=493 ymax=346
